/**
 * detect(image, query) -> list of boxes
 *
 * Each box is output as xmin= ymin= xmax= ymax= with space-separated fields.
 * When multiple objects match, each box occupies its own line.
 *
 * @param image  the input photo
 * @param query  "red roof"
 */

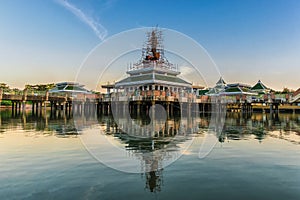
xmin=293 ymin=88 xmax=300 ymax=97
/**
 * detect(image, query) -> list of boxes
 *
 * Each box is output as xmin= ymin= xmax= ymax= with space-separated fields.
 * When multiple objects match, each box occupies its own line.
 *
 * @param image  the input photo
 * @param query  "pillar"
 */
xmin=35 ymin=101 xmax=39 ymax=114
xmin=137 ymin=102 xmax=141 ymax=116
xmin=22 ymin=89 xmax=27 ymax=112
xmin=32 ymin=102 xmax=35 ymax=114
xmin=11 ymin=101 xmax=15 ymax=113
xmin=0 ymin=88 xmax=3 ymax=105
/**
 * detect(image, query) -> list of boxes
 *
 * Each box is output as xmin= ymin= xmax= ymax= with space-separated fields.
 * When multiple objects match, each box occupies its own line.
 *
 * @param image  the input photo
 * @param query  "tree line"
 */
xmin=0 ymin=83 xmax=55 ymax=94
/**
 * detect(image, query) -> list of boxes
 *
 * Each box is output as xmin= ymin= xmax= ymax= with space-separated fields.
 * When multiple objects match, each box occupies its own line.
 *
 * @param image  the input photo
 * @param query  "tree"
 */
xmin=0 ymin=83 xmax=11 ymax=93
xmin=25 ymin=83 xmax=55 ymax=92
xmin=282 ymin=87 xmax=292 ymax=94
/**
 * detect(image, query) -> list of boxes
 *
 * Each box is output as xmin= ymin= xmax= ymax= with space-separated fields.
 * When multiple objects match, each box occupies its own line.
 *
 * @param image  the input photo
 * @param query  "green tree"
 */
xmin=282 ymin=87 xmax=292 ymax=94
xmin=25 ymin=83 xmax=55 ymax=92
xmin=0 ymin=83 xmax=11 ymax=93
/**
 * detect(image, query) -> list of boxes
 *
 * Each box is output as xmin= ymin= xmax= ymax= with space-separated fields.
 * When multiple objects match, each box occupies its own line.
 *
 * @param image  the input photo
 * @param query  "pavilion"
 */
xmin=114 ymin=28 xmax=193 ymax=102
xmin=49 ymin=82 xmax=92 ymax=96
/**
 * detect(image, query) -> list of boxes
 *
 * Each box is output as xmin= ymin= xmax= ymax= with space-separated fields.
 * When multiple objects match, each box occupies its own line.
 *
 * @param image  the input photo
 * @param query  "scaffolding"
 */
xmin=129 ymin=28 xmax=177 ymax=72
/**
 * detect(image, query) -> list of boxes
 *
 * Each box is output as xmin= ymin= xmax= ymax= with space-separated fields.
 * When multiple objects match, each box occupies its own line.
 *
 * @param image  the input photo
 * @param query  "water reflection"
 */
xmin=1 ymin=109 xmax=300 ymax=193
xmin=220 ymin=112 xmax=300 ymax=144
xmin=0 ymin=109 xmax=77 ymax=135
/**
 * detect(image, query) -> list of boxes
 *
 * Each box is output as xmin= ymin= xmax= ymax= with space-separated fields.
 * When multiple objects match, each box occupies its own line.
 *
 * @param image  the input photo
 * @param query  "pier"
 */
xmin=1 ymin=88 xmax=300 ymax=117
xmin=1 ymin=29 xmax=300 ymax=116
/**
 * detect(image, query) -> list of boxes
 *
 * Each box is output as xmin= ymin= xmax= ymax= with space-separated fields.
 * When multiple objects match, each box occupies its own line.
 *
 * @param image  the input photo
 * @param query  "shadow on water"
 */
xmin=1 ymin=109 xmax=300 ymax=193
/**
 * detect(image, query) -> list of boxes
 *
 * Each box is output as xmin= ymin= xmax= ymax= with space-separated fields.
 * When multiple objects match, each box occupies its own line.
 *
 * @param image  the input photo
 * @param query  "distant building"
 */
xmin=49 ymin=82 xmax=92 ymax=96
xmin=291 ymin=88 xmax=300 ymax=103
xmin=206 ymin=77 xmax=227 ymax=96
xmin=251 ymin=80 xmax=271 ymax=94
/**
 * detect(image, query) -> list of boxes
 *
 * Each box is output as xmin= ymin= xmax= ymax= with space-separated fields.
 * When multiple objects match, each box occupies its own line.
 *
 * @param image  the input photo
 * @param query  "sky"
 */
xmin=0 ymin=0 xmax=300 ymax=91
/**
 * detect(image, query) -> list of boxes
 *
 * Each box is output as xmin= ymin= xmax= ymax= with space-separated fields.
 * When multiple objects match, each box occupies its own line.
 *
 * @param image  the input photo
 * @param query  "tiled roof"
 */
xmin=116 ymin=73 xmax=191 ymax=85
xmin=198 ymin=89 xmax=209 ymax=95
xmin=251 ymin=80 xmax=268 ymax=90
xmin=116 ymin=74 xmax=153 ymax=84
xmin=225 ymin=87 xmax=241 ymax=93
xmin=216 ymin=77 xmax=226 ymax=85
xmin=293 ymin=88 xmax=300 ymax=97
xmin=155 ymin=74 xmax=190 ymax=84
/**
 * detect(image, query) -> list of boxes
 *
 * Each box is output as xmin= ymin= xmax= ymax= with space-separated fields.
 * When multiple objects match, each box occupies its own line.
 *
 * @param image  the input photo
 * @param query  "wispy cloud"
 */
xmin=56 ymin=0 xmax=107 ymax=41
xmin=180 ymin=65 xmax=194 ymax=76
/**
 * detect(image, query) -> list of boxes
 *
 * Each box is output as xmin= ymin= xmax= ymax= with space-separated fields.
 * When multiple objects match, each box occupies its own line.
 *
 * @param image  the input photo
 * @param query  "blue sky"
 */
xmin=0 ymin=0 xmax=300 ymax=90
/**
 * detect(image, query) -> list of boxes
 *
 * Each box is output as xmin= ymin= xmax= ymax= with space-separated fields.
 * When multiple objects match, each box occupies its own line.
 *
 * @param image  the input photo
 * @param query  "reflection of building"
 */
xmin=103 ymin=114 xmax=201 ymax=193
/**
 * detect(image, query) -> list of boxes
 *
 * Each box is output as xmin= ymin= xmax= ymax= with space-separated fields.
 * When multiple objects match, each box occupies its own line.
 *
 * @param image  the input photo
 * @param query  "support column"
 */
xmin=170 ymin=102 xmax=174 ymax=117
xmin=166 ymin=102 xmax=170 ymax=118
xmin=180 ymin=103 xmax=183 ymax=117
xmin=188 ymin=103 xmax=191 ymax=117
xmin=137 ymin=101 xmax=141 ymax=116
xmin=22 ymin=89 xmax=27 ymax=112
xmin=0 ymin=88 xmax=3 ymax=105
xmin=39 ymin=102 xmax=43 ymax=116
xmin=152 ymin=101 xmax=155 ymax=138
xmin=107 ymin=103 xmax=111 ymax=115
xmin=81 ymin=101 xmax=85 ymax=116
xmin=34 ymin=101 xmax=38 ymax=116
xmin=11 ymin=101 xmax=15 ymax=113
xmin=32 ymin=102 xmax=35 ymax=114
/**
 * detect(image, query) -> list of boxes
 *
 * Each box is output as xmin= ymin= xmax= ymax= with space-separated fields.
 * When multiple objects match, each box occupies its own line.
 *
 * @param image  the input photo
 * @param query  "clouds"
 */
xmin=56 ymin=0 xmax=107 ymax=41
xmin=179 ymin=65 xmax=195 ymax=76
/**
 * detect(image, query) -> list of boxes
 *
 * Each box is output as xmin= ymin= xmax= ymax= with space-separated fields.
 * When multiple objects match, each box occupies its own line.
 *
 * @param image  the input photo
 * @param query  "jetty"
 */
xmin=1 ymin=29 xmax=300 ymax=115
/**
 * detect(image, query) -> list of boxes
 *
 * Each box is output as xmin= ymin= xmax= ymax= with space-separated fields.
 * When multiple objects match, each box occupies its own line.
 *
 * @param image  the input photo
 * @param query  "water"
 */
xmin=0 ymin=109 xmax=300 ymax=200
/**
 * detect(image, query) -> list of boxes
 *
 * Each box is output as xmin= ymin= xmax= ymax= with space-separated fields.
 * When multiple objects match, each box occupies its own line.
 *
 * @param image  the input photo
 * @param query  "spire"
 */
xmin=216 ymin=77 xmax=226 ymax=85
xmin=143 ymin=28 xmax=164 ymax=61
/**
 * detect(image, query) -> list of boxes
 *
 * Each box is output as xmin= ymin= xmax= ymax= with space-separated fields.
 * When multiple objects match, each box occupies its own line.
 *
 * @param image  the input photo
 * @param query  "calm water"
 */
xmin=0 ymin=109 xmax=300 ymax=200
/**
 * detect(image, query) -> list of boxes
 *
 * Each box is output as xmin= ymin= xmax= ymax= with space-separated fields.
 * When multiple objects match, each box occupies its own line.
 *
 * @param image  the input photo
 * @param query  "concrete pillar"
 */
xmin=43 ymin=101 xmax=47 ymax=112
xmin=137 ymin=102 xmax=141 ymax=116
xmin=21 ymin=101 xmax=25 ymax=112
xmin=0 ymin=88 xmax=3 ymax=104
xmin=18 ymin=102 xmax=21 ymax=114
xmin=166 ymin=102 xmax=170 ymax=118
xmin=81 ymin=102 xmax=85 ymax=116
xmin=62 ymin=102 xmax=66 ymax=113
xmin=180 ymin=103 xmax=183 ymax=117
xmin=170 ymin=103 xmax=174 ymax=117
xmin=50 ymin=101 xmax=53 ymax=113
xmin=36 ymin=101 xmax=39 ymax=114
xmin=101 ymin=103 xmax=105 ymax=115
xmin=11 ymin=101 xmax=15 ymax=113
xmin=39 ymin=102 xmax=42 ymax=116
xmin=107 ymin=103 xmax=111 ymax=115
xmin=32 ymin=102 xmax=35 ymax=114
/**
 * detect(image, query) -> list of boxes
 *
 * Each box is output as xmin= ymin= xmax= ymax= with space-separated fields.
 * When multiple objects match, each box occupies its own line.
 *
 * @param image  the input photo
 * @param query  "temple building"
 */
xmin=114 ymin=28 xmax=193 ymax=102
xmin=49 ymin=82 xmax=92 ymax=96
xmin=251 ymin=80 xmax=271 ymax=94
